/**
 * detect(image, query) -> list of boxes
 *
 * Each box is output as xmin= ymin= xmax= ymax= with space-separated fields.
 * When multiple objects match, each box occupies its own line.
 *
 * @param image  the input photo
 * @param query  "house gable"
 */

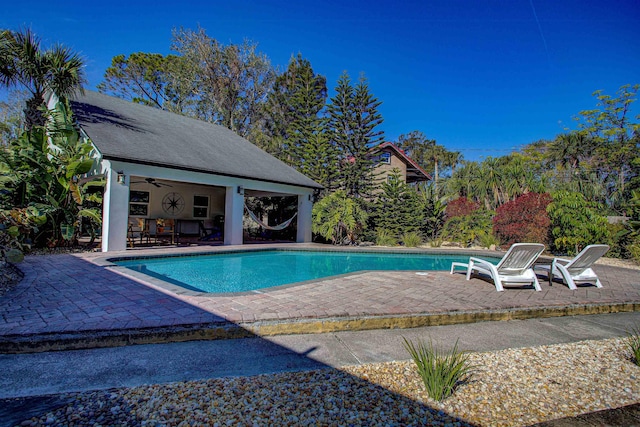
xmin=71 ymin=91 xmax=322 ymax=190
xmin=371 ymin=142 xmax=431 ymax=185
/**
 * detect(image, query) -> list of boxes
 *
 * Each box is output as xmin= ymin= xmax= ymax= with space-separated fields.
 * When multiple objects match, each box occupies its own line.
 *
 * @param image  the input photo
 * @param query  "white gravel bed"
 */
xmin=17 ymin=337 xmax=640 ymax=427
xmin=346 ymin=337 xmax=640 ymax=426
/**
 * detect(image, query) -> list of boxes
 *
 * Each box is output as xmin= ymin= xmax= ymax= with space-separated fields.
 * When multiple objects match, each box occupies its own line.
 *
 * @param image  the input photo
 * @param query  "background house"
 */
xmin=370 ymin=142 xmax=431 ymax=186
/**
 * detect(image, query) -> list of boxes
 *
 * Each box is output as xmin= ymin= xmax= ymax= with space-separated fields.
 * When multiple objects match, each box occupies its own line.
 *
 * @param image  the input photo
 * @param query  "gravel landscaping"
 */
xmin=13 ymin=337 xmax=640 ymax=427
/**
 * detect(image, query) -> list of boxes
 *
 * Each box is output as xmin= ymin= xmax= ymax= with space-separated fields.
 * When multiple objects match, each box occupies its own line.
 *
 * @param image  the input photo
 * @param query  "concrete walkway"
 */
xmin=1 ymin=312 xmax=640 ymax=426
xmin=2 ymin=311 xmax=639 ymax=399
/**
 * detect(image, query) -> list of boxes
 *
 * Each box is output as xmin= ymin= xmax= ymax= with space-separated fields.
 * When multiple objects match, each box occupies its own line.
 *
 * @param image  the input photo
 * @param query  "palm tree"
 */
xmin=477 ymin=157 xmax=504 ymax=209
xmin=446 ymin=150 xmax=463 ymax=174
xmin=0 ymin=28 xmax=85 ymax=129
xmin=446 ymin=160 xmax=479 ymax=201
xmin=546 ymin=131 xmax=594 ymax=181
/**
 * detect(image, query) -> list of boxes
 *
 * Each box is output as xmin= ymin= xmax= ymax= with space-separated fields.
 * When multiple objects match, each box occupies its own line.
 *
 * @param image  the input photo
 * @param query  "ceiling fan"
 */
xmin=130 ymin=177 xmax=173 ymax=188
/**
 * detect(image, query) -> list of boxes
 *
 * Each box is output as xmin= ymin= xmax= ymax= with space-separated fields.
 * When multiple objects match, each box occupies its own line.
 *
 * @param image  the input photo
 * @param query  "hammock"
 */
xmin=244 ymin=205 xmax=297 ymax=231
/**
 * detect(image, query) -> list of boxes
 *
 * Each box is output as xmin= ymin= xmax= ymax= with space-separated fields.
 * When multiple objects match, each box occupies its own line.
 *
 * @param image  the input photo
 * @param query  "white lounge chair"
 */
xmin=537 ymin=244 xmax=609 ymax=290
xmin=450 ymin=243 xmax=545 ymax=292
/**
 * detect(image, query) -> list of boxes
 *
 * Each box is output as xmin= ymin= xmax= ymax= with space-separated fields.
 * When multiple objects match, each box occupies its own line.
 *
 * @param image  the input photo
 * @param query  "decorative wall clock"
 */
xmin=161 ymin=192 xmax=185 ymax=216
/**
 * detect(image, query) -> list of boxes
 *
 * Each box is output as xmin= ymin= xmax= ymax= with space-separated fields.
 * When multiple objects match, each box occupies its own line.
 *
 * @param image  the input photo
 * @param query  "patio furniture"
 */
xmin=150 ymin=219 xmax=175 ymax=244
xmin=450 ymin=243 xmax=546 ymax=291
xmin=127 ymin=218 xmax=150 ymax=247
xmin=200 ymin=216 xmax=224 ymax=241
xmin=535 ymin=244 xmax=609 ymax=290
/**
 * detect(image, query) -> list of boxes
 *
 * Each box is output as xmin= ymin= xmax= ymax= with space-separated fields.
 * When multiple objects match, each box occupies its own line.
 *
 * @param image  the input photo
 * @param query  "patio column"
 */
xmin=102 ymin=164 xmax=129 ymax=252
xmin=224 ymin=185 xmax=244 ymax=245
xmin=296 ymin=193 xmax=313 ymax=243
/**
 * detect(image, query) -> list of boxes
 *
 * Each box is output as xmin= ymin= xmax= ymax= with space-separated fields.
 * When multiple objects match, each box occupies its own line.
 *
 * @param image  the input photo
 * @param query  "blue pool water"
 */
xmin=114 ymin=250 xmax=494 ymax=294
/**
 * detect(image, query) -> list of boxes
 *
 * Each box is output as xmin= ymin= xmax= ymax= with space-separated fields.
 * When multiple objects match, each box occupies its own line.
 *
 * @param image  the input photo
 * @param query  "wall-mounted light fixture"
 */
xmin=237 ymin=186 xmax=244 ymax=195
xmin=116 ymin=171 xmax=126 ymax=185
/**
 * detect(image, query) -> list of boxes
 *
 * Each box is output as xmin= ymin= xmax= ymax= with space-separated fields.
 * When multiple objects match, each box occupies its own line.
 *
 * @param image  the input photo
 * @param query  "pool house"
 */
xmin=68 ymin=91 xmax=323 ymax=252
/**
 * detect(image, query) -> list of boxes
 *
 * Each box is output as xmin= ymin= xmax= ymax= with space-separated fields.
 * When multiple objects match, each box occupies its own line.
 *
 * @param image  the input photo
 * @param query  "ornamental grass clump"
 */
xmin=402 ymin=231 xmax=422 ymax=247
xmin=376 ymin=229 xmax=397 ymax=246
xmin=402 ymin=337 xmax=474 ymax=401
xmin=626 ymin=325 xmax=640 ymax=366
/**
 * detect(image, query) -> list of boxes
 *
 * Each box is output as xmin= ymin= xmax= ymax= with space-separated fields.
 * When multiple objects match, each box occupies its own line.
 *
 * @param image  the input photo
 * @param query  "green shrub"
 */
xmin=428 ymin=238 xmax=443 ymax=248
xmin=0 ymin=207 xmax=45 ymax=265
xmin=477 ymin=230 xmax=500 ymax=249
xmin=547 ymin=191 xmax=610 ymax=255
xmin=441 ymin=210 xmax=494 ymax=247
xmin=0 ymin=103 xmax=103 ymax=247
xmin=629 ymin=242 xmax=640 ymax=264
xmin=604 ymin=222 xmax=639 ymax=260
xmin=627 ymin=325 xmax=640 ymax=366
xmin=402 ymin=231 xmax=422 ymax=247
xmin=376 ymin=229 xmax=397 ymax=246
xmin=312 ymin=190 xmax=368 ymax=245
xmin=402 ymin=337 xmax=474 ymax=401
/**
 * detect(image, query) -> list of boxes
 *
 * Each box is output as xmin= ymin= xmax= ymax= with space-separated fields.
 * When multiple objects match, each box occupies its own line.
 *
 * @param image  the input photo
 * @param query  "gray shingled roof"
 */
xmin=70 ymin=91 xmax=322 ymax=189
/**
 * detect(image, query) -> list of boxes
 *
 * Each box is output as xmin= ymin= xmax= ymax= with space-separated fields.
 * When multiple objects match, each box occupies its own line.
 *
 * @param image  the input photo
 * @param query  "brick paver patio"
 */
xmin=1 ymin=244 xmax=639 ymax=351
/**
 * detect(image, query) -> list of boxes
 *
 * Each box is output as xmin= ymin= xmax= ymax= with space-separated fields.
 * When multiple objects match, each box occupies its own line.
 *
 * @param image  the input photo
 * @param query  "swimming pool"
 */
xmin=114 ymin=250 xmax=494 ymax=294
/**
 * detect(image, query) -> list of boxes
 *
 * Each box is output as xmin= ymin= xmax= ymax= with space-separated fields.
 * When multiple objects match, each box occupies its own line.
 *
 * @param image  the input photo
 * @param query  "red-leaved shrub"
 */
xmin=445 ymin=197 xmax=480 ymax=220
xmin=493 ymin=192 xmax=552 ymax=246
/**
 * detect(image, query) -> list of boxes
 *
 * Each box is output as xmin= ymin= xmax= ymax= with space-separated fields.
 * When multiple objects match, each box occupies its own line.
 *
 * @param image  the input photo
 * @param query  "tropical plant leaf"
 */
xmin=78 ymin=208 xmax=102 ymax=224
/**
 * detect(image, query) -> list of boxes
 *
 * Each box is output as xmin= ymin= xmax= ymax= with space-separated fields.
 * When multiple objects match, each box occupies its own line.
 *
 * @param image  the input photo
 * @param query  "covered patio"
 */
xmin=124 ymin=176 xmax=303 ymax=248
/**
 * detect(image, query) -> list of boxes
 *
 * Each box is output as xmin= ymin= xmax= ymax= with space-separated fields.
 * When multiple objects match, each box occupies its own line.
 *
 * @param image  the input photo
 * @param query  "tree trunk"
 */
xmin=434 ymin=159 xmax=439 ymax=194
xmin=23 ymin=94 xmax=46 ymax=130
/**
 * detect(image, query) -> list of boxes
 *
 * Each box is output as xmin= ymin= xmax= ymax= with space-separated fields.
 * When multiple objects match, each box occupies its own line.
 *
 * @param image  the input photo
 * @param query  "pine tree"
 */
xmin=288 ymin=58 xmax=337 ymax=192
xmin=371 ymin=169 xmax=423 ymax=238
xmin=328 ymin=72 xmax=384 ymax=199
xmin=261 ymin=55 xmax=301 ymax=161
xmin=262 ymin=54 xmax=336 ymax=193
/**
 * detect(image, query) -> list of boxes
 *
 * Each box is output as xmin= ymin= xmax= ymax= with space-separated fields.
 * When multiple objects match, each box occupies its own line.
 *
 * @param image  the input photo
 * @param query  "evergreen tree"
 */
xmin=371 ymin=169 xmax=422 ymax=238
xmin=328 ymin=72 xmax=384 ymax=199
xmin=263 ymin=54 xmax=336 ymax=193
xmin=291 ymin=65 xmax=337 ymax=194
xmin=418 ymin=182 xmax=446 ymax=240
xmin=260 ymin=55 xmax=302 ymax=160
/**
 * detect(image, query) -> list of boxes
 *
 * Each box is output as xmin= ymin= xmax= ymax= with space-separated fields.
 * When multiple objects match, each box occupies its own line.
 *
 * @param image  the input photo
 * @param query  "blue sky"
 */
xmin=2 ymin=0 xmax=639 ymax=161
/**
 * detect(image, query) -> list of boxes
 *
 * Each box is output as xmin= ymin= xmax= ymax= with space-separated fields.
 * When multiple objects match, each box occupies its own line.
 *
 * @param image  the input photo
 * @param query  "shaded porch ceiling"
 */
xmin=128 ymin=176 xmax=299 ymax=198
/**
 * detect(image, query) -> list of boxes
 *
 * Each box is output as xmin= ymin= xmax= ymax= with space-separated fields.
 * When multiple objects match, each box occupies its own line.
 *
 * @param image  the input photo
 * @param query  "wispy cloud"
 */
xmin=529 ymin=0 xmax=552 ymax=67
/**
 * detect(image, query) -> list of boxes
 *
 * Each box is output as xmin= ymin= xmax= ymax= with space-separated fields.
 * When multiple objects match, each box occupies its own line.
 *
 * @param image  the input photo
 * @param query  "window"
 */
xmin=193 ymin=195 xmax=209 ymax=218
xmin=379 ymin=152 xmax=391 ymax=164
xmin=129 ymin=190 xmax=149 ymax=217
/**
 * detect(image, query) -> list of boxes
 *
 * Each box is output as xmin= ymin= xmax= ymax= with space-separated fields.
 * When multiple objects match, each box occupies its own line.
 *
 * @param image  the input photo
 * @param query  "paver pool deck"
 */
xmin=1 ymin=243 xmax=639 ymax=353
